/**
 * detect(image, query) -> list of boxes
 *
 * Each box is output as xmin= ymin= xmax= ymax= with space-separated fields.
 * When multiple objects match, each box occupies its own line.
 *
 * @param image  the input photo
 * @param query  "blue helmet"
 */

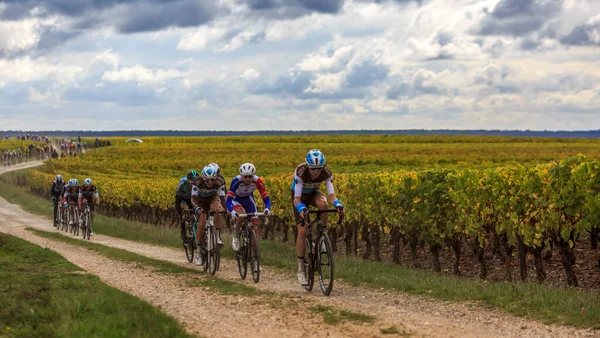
xmin=201 ymin=165 xmax=217 ymax=179
xmin=187 ymin=170 xmax=198 ymax=181
xmin=180 ymin=176 xmax=188 ymax=183
xmin=83 ymin=178 xmax=92 ymax=186
xmin=305 ymin=149 xmax=325 ymax=168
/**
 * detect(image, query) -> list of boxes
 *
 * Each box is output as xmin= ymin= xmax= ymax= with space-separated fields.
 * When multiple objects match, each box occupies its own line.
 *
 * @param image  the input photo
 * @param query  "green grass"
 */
xmin=3 ymin=174 xmax=600 ymax=329
xmin=308 ymin=305 xmax=375 ymax=325
xmin=380 ymin=326 xmax=412 ymax=336
xmin=0 ymin=233 xmax=193 ymax=338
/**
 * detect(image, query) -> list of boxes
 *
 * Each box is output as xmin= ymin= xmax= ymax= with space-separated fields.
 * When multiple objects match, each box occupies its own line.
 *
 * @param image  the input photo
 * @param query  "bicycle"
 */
xmin=68 ymin=205 xmax=80 ymax=236
xmin=301 ymin=208 xmax=343 ymax=296
xmin=181 ymin=209 xmax=195 ymax=263
xmin=60 ymin=203 xmax=69 ymax=232
xmin=235 ymin=212 xmax=267 ymax=283
xmin=52 ymin=197 xmax=60 ymax=228
xmin=80 ymin=204 xmax=94 ymax=240
xmin=194 ymin=210 xmax=227 ymax=275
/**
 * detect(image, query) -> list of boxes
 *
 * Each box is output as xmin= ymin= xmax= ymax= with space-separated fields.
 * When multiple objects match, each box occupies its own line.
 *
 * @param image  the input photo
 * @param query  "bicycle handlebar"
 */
xmin=238 ymin=212 xmax=270 ymax=225
xmin=303 ymin=208 xmax=345 ymax=226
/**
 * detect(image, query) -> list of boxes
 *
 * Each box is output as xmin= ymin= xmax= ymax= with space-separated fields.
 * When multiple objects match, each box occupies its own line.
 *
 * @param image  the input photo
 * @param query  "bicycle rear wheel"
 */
xmin=183 ymin=223 xmax=194 ymax=263
xmin=317 ymin=232 xmax=334 ymax=296
xmin=304 ymin=234 xmax=314 ymax=292
xmin=249 ymin=230 xmax=260 ymax=283
xmin=236 ymin=232 xmax=248 ymax=280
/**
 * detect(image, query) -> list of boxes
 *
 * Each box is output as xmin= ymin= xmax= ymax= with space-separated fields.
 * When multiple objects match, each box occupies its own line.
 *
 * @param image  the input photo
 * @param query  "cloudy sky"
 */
xmin=0 ymin=0 xmax=599 ymax=131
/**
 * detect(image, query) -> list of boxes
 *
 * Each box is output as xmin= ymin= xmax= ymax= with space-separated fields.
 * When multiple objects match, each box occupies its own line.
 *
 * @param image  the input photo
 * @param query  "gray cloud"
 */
xmin=478 ymin=0 xmax=562 ymax=36
xmin=345 ymin=60 xmax=389 ymax=88
xmin=116 ymin=1 xmax=218 ymax=33
xmin=1 ymin=0 xmax=220 ymax=33
xmin=243 ymin=0 xmax=342 ymax=13
xmin=64 ymin=82 xmax=162 ymax=105
xmin=560 ymin=20 xmax=600 ymax=46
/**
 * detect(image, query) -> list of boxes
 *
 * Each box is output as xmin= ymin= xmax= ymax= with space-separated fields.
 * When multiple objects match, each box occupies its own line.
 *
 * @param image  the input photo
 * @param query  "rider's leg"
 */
xmin=314 ymin=191 xmax=329 ymax=227
xmin=175 ymin=196 xmax=186 ymax=240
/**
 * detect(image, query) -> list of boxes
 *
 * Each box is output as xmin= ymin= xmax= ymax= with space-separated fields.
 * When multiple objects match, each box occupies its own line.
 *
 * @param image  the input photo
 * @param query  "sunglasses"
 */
xmin=243 ymin=175 xmax=253 ymax=178
xmin=309 ymin=167 xmax=323 ymax=172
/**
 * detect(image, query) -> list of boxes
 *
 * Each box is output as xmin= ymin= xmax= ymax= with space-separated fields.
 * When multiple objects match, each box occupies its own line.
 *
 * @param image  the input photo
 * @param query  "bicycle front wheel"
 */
xmin=317 ymin=232 xmax=334 ymax=296
xmin=82 ymin=213 xmax=87 ymax=239
xmin=304 ymin=234 xmax=314 ymax=292
xmin=249 ymin=230 xmax=260 ymax=283
xmin=86 ymin=213 xmax=92 ymax=240
xmin=208 ymin=228 xmax=219 ymax=276
xmin=236 ymin=232 xmax=248 ymax=280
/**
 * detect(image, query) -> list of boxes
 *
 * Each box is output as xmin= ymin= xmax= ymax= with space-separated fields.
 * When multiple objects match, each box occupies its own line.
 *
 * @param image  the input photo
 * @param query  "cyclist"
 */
xmin=64 ymin=179 xmax=80 ymax=226
xmin=49 ymin=175 xmax=66 ymax=227
xmin=227 ymin=163 xmax=272 ymax=251
xmin=78 ymin=178 xmax=100 ymax=235
xmin=208 ymin=162 xmax=228 ymax=209
xmin=292 ymin=149 xmax=345 ymax=286
xmin=191 ymin=165 xmax=226 ymax=265
xmin=175 ymin=170 xmax=198 ymax=240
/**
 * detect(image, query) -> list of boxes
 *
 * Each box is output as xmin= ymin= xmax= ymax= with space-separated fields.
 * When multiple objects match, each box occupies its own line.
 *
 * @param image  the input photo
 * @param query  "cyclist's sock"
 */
xmin=297 ymin=257 xmax=305 ymax=272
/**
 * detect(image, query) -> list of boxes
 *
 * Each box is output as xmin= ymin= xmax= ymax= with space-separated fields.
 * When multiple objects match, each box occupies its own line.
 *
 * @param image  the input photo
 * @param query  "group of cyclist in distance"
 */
xmin=51 ymin=149 xmax=344 ymax=287
xmin=50 ymin=175 xmax=100 ymax=234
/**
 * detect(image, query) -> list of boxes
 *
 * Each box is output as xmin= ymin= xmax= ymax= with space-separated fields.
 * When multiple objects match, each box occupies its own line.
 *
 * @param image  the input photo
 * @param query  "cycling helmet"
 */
xmin=84 ymin=178 xmax=92 ymax=186
xmin=305 ymin=149 xmax=325 ymax=168
xmin=180 ymin=176 xmax=188 ymax=183
xmin=55 ymin=175 xmax=63 ymax=182
xmin=201 ymin=165 xmax=217 ymax=179
xmin=239 ymin=163 xmax=256 ymax=176
xmin=208 ymin=163 xmax=220 ymax=174
xmin=71 ymin=179 xmax=79 ymax=186
xmin=187 ymin=170 xmax=198 ymax=181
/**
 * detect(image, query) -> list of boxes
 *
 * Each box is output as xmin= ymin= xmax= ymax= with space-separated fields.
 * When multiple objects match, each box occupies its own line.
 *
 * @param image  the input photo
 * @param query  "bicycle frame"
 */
xmin=302 ymin=208 xmax=343 ymax=296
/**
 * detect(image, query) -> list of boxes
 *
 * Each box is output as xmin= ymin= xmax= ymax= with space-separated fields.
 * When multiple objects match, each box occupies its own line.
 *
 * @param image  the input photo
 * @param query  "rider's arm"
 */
xmin=292 ymin=173 xmax=304 ymax=207
xmin=77 ymin=191 xmax=83 ymax=209
xmin=325 ymin=176 xmax=337 ymax=204
xmin=94 ymin=190 xmax=100 ymax=206
xmin=190 ymin=186 xmax=200 ymax=210
xmin=256 ymin=177 xmax=272 ymax=209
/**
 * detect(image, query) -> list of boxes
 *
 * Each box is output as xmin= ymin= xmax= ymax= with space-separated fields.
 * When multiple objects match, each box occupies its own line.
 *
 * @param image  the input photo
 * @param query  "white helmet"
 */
xmin=84 ymin=178 xmax=92 ymax=186
xmin=202 ymin=165 xmax=217 ymax=179
xmin=239 ymin=163 xmax=256 ymax=176
xmin=208 ymin=162 xmax=220 ymax=174
xmin=55 ymin=175 xmax=63 ymax=182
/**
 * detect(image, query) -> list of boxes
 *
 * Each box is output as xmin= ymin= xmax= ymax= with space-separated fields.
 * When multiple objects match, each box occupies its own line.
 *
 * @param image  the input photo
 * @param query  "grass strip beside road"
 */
xmin=0 ymin=233 xmax=192 ymax=338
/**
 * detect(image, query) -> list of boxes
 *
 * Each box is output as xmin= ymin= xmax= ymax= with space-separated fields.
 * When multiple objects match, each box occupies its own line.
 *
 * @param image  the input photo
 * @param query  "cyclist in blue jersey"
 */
xmin=292 ymin=149 xmax=345 ymax=286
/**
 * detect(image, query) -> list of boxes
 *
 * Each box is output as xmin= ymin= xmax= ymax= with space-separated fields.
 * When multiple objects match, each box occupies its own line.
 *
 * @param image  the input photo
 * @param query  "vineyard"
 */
xmin=22 ymin=136 xmax=600 ymax=288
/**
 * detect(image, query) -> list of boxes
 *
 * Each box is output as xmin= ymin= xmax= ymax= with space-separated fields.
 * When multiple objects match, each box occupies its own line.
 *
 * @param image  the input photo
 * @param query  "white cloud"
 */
xmin=0 ymin=18 xmax=42 ymax=53
xmin=102 ymin=65 xmax=186 ymax=85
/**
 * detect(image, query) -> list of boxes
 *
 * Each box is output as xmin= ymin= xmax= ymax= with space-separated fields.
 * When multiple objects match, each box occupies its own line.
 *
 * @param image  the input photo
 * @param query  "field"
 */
xmin=17 ymin=135 xmax=600 ymax=289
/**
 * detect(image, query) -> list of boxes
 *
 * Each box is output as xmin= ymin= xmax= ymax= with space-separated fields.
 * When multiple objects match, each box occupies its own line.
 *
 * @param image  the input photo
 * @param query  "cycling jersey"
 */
xmin=226 ymin=175 xmax=271 ymax=211
xmin=78 ymin=184 xmax=99 ymax=199
xmin=50 ymin=180 xmax=66 ymax=196
xmin=175 ymin=177 xmax=192 ymax=199
xmin=191 ymin=176 xmax=226 ymax=198
xmin=291 ymin=163 xmax=334 ymax=197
